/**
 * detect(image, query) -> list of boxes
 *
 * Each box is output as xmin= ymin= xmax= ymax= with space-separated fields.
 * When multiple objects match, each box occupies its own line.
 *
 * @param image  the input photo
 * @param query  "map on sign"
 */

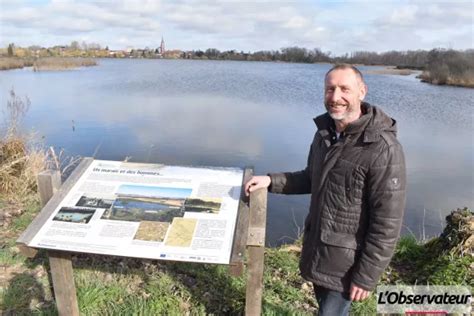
xmin=28 ymin=160 xmax=244 ymax=264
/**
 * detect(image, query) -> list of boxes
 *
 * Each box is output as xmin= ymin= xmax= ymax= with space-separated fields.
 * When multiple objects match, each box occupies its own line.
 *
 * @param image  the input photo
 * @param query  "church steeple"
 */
xmin=160 ymin=37 xmax=165 ymax=54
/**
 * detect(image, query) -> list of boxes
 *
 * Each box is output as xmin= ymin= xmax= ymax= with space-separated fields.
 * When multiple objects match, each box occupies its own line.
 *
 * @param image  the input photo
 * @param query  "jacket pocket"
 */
xmin=345 ymin=167 xmax=365 ymax=205
xmin=315 ymin=229 xmax=360 ymax=278
xmin=320 ymin=229 xmax=360 ymax=249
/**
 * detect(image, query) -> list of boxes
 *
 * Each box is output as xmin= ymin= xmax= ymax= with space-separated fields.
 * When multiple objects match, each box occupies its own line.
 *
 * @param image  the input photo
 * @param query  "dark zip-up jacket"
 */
xmin=269 ymin=103 xmax=406 ymax=292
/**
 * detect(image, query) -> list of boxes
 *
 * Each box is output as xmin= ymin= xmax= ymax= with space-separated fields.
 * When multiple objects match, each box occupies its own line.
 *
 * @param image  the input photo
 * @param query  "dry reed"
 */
xmin=0 ymin=58 xmax=25 ymax=71
xmin=419 ymin=71 xmax=474 ymax=88
xmin=0 ymin=90 xmax=81 ymax=202
xmin=0 ymin=90 xmax=47 ymax=201
xmin=0 ymin=57 xmax=97 ymax=72
xmin=0 ymin=137 xmax=47 ymax=197
xmin=33 ymin=57 xmax=97 ymax=71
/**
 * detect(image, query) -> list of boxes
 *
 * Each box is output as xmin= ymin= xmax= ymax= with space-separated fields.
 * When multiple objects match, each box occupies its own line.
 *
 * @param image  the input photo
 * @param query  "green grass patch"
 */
xmin=393 ymin=235 xmax=424 ymax=263
xmin=262 ymin=248 xmax=315 ymax=314
xmin=425 ymin=254 xmax=473 ymax=286
xmin=1 ymin=273 xmax=45 ymax=312
xmin=167 ymin=262 xmax=246 ymax=313
xmin=10 ymin=198 xmax=40 ymax=232
xmin=67 ymin=249 xmax=316 ymax=315
xmin=389 ymin=209 xmax=474 ymax=287
xmin=351 ymin=294 xmax=377 ymax=316
xmin=0 ymin=248 xmax=27 ymax=266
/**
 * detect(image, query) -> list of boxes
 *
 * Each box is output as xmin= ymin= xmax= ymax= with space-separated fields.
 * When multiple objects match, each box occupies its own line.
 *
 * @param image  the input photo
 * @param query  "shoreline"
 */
xmin=1 ymin=57 xmax=472 ymax=88
xmin=364 ymin=66 xmax=420 ymax=76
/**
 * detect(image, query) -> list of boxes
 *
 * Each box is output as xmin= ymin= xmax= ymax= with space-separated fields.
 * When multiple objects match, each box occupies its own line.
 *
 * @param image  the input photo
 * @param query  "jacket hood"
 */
xmin=314 ymin=102 xmax=397 ymax=143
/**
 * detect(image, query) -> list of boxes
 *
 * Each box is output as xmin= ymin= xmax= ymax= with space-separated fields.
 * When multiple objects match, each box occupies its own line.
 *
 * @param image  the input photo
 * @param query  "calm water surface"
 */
xmin=0 ymin=59 xmax=472 ymax=245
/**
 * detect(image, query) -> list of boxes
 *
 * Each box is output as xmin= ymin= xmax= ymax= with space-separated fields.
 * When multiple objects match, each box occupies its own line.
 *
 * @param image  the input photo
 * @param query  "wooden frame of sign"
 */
xmin=16 ymin=158 xmax=267 ymax=316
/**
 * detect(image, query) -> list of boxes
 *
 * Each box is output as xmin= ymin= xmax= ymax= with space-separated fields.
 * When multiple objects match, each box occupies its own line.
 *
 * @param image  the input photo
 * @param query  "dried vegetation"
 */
xmin=0 ymin=90 xmax=47 ymax=200
xmin=32 ymin=57 xmax=97 ymax=71
xmin=418 ymin=49 xmax=474 ymax=88
xmin=0 ymin=57 xmax=96 ymax=71
xmin=0 ymin=58 xmax=33 ymax=71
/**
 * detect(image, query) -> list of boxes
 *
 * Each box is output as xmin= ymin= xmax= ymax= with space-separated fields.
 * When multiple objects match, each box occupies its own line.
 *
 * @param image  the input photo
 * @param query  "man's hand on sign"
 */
xmin=244 ymin=176 xmax=271 ymax=196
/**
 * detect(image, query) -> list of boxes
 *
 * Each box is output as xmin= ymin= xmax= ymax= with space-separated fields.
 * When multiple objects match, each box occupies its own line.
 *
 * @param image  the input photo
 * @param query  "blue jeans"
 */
xmin=313 ymin=284 xmax=351 ymax=316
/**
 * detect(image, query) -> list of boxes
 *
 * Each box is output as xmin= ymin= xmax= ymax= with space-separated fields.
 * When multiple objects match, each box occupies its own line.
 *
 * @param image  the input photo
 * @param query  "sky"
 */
xmin=0 ymin=0 xmax=472 ymax=55
xmin=118 ymin=185 xmax=192 ymax=198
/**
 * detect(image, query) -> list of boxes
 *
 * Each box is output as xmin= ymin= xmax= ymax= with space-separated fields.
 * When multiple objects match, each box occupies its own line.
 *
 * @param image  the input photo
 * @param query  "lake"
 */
xmin=0 ymin=59 xmax=472 ymax=246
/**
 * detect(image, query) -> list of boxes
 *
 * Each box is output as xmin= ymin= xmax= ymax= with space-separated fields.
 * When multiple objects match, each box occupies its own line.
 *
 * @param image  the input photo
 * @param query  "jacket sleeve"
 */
xmin=351 ymin=142 xmax=406 ymax=290
xmin=267 ymin=142 xmax=313 ymax=195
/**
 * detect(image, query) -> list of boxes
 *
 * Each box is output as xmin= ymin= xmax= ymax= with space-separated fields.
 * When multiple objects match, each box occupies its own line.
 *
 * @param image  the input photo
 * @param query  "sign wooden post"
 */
xmin=37 ymin=170 xmax=62 ymax=208
xmin=245 ymin=188 xmax=267 ymax=316
xmin=229 ymin=168 xmax=253 ymax=276
xmin=40 ymin=170 xmax=80 ymax=316
xmin=18 ymin=160 xmax=91 ymax=316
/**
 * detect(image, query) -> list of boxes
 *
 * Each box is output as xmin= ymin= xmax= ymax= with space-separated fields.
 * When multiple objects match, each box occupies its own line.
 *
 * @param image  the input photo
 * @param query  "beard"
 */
xmin=325 ymin=102 xmax=360 ymax=122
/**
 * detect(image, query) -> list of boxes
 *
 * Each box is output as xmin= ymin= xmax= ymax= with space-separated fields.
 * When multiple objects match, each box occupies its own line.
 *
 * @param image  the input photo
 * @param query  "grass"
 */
xmin=388 ymin=208 xmax=474 ymax=287
xmin=350 ymin=294 xmax=377 ymax=315
xmin=262 ymin=248 xmax=315 ymax=314
xmin=58 ymin=250 xmax=311 ymax=315
xmin=10 ymin=199 xmax=41 ymax=232
xmin=0 ymin=249 xmax=23 ymax=267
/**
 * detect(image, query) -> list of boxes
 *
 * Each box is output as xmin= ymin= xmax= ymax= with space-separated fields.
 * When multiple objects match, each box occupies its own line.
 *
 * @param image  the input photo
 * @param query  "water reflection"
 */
xmin=0 ymin=59 xmax=472 ymax=245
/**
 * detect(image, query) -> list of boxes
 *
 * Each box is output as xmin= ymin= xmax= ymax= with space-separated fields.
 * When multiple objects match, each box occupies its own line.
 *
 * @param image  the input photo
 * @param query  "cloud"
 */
xmin=2 ymin=0 xmax=161 ymax=37
xmin=158 ymin=1 xmax=331 ymax=51
xmin=0 ymin=0 xmax=472 ymax=53
xmin=375 ymin=2 xmax=472 ymax=30
xmin=302 ymin=1 xmax=473 ymax=53
xmin=357 ymin=2 xmax=473 ymax=51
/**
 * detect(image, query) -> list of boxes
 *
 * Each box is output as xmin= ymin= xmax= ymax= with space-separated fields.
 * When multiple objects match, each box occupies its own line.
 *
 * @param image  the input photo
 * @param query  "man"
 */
xmin=245 ymin=64 xmax=406 ymax=315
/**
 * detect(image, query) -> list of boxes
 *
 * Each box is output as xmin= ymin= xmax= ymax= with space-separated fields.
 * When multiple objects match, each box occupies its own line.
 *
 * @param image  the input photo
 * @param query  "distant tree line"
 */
xmin=334 ymin=50 xmax=429 ymax=69
xmin=184 ymin=47 xmax=332 ymax=63
xmin=2 ymin=42 xmax=473 ymax=86
xmin=2 ymin=41 xmax=109 ymax=58
xmin=186 ymin=46 xmax=472 ymax=70
xmin=185 ymin=47 xmax=473 ymax=87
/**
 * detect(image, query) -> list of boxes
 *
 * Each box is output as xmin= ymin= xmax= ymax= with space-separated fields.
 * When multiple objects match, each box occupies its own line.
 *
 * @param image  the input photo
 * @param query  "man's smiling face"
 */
xmin=324 ymin=68 xmax=367 ymax=125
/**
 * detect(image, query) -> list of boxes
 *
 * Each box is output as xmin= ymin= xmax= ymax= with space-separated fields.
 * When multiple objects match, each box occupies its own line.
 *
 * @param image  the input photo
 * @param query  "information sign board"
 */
xmin=28 ymin=160 xmax=244 ymax=264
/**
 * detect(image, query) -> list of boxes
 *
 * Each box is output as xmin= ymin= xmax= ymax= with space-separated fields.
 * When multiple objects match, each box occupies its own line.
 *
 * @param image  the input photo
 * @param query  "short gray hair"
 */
xmin=325 ymin=63 xmax=365 ymax=84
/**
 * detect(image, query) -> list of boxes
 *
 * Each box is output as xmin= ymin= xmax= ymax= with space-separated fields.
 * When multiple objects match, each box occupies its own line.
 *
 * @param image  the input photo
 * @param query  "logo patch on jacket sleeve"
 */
xmin=390 ymin=177 xmax=400 ymax=189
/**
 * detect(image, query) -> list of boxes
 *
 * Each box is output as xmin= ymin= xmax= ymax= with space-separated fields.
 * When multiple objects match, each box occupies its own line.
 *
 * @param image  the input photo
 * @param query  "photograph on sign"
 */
xmin=76 ymin=195 xmax=114 ymax=208
xmin=53 ymin=207 xmax=96 ymax=224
